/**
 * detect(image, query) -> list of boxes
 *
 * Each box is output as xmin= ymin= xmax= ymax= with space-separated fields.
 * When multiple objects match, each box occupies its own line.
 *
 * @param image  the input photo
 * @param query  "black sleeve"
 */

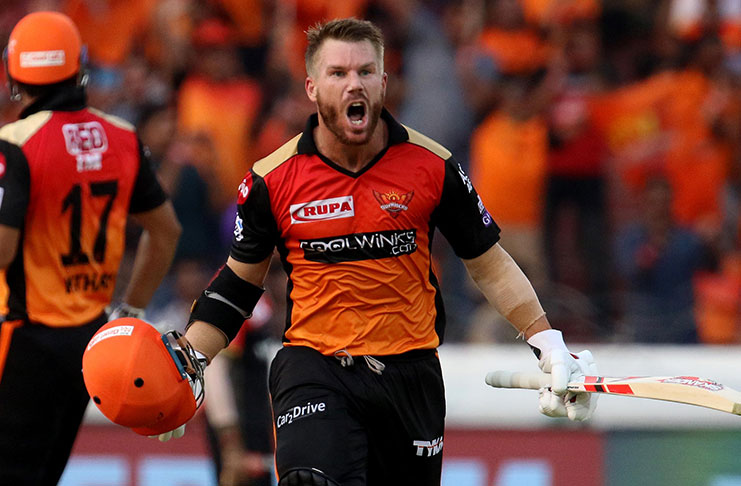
xmin=431 ymin=157 xmax=500 ymax=259
xmin=229 ymin=171 xmax=279 ymax=263
xmin=129 ymin=139 xmax=168 ymax=214
xmin=0 ymin=140 xmax=30 ymax=228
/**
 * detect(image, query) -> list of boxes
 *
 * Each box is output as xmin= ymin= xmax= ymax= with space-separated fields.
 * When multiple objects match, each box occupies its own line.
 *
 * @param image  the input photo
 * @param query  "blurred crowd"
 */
xmin=5 ymin=0 xmax=741 ymax=346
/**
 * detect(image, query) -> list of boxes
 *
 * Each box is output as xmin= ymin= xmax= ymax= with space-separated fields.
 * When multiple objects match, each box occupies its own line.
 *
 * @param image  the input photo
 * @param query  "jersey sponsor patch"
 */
xmin=477 ymin=195 xmax=493 ymax=227
xmin=234 ymin=214 xmax=244 ymax=241
xmin=86 ymin=325 xmax=134 ymax=351
xmin=299 ymin=229 xmax=417 ymax=263
xmin=372 ymin=189 xmax=414 ymax=218
xmin=237 ymin=173 xmax=252 ymax=204
xmin=0 ymin=152 xmax=5 ymax=179
xmin=457 ymin=163 xmax=473 ymax=193
xmin=62 ymin=122 xmax=109 ymax=172
xmin=290 ymin=196 xmax=354 ymax=224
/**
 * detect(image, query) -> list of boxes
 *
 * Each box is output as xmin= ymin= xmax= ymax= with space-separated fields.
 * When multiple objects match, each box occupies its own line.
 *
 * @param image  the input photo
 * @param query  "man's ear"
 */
xmin=305 ymin=76 xmax=317 ymax=102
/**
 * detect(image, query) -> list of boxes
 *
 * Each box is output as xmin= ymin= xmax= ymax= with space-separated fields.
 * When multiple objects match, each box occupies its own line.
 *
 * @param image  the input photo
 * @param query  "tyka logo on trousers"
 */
xmin=413 ymin=436 xmax=443 ymax=457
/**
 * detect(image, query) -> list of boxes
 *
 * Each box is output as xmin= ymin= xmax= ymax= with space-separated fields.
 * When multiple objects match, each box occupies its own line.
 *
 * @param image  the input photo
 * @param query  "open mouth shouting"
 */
xmin=346 ymin=101 xmax=368 ymax=130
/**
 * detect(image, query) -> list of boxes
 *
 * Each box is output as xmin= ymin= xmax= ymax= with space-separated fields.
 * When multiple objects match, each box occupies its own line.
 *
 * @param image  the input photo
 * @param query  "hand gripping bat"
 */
xmin=485 ymin=371 xmax=741 ymax=415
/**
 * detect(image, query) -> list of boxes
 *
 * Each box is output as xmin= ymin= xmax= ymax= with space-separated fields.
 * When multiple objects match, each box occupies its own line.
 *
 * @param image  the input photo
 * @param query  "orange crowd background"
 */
xmin=4 ymin=0 xmax=741 ymax=345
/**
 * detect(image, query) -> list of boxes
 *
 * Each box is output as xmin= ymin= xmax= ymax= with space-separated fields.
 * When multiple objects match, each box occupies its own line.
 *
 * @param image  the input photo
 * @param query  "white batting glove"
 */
xmin=150 ymin=424 xmax=187 ymax=442
xmin=527 ymin=330 xmax=598 ymax=421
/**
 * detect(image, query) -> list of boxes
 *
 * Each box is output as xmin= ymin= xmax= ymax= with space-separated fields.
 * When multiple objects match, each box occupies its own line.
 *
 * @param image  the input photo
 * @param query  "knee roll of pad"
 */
xmin=279 ymin=468 xmax=341 ymax=486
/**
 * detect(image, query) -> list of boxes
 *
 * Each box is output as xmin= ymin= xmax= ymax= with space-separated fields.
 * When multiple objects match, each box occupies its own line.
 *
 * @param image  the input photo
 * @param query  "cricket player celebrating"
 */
xmin=84 ymin=17 xmax=597 ymax=486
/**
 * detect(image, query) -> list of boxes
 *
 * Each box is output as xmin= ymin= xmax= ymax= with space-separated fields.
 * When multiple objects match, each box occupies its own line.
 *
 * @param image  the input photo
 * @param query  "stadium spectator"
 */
xmin=0 ymin=11 xmax=180 ymax=484
xmin=470 ymin=70 xmax=552 ymax=288
xmin=176 ymin=17 xmax=264 ymax=210
xmin=140 ymin=105 xmax=226 ymax=265
xmin=475 ymin=0 xmax=550 ymax=75
xmin=614 ymin=176 xmax=715 ymax=343
xmin=542 ymin=20 xmax=613 ymax=334
xmin=62 ymin=0 xmax=156 ymax=68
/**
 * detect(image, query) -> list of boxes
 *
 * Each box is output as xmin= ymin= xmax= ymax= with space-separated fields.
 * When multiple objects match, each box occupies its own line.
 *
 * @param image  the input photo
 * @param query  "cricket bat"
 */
xmin=485 ymin=371 xmax=741 ymax=415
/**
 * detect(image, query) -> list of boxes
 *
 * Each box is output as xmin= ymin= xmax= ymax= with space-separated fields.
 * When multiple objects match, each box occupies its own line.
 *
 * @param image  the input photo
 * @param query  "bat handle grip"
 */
xmin=485 ymin=370 xmax=551 ymax=390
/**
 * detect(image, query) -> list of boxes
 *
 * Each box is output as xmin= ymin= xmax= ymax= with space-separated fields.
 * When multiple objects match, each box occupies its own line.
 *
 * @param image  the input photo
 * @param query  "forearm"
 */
xmin=184 ymin=256 xmax=271 ymax=361
xmin=122 ymin=228 xmax=179 ymax=308
xmin=464 ymin=243 xmax=549 ymax=339
xmin=185 ymin=320 xmax=229 ymax=362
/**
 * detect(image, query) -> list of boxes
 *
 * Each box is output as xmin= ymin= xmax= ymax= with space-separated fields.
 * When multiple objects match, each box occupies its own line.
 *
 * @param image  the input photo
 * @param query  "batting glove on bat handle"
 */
xmin=526 ymin=329 xmax=571 ymax=394
xmin=536 ymin=350 xmax=599 ymax=421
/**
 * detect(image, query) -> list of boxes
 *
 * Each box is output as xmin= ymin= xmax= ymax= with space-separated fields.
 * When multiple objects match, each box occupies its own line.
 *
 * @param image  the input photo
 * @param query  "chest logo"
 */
xmin=372 ymin=189 xmax=414 ymax=218
xmin=62 ymin=121 xmax=108 ymax=172
xmin=290 ymin=196 xmax=354 ymax=224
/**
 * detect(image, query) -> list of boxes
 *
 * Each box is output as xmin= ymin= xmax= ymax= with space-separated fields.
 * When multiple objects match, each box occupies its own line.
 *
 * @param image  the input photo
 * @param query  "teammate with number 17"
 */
xmin=173 ymin=18 xmax=598 ymax=486
xmin=0 ymin=11 xmax=181 ymax=486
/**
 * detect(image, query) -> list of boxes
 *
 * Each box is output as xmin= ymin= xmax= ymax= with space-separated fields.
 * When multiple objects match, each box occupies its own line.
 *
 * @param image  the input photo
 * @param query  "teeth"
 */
xmin=351 ymin=119 xmax=363 ymax=125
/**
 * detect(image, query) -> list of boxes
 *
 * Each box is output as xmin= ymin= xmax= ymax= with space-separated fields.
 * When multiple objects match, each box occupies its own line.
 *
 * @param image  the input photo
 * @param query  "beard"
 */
xmin=316 ymin=92 xmax=384 ymax=146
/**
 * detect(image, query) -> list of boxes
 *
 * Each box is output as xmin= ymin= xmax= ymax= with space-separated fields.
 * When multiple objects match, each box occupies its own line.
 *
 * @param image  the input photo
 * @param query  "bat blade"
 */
xmin=485 ymin=371 xmax=741 ymax=416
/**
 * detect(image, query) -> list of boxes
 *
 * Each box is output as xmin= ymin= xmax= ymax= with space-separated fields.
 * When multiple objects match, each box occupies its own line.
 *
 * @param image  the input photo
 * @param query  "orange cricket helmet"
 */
xmin=82 ymin=318 xmax=205 ymax=436
xmin=4 ymin=11 xmax=83 ymax=86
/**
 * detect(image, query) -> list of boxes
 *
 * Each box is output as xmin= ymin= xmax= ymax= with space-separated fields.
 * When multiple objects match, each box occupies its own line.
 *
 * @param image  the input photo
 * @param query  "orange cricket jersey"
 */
xmin=0 ymin=87 xmax=166 ymax=327
xmin=229 ymin=110 xmax=500 ymax=356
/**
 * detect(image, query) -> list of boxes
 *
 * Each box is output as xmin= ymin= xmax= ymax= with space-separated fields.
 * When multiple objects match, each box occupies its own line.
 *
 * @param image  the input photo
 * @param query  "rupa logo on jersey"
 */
xmin=62 ymin=122 xmax=108 ymax=172
xmin=290 ymin=196 xmax=354 ymax=224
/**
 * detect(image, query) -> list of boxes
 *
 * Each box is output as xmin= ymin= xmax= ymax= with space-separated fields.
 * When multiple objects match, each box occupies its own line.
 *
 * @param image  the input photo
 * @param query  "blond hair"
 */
xmin=305 ymin=18 xmax=384 ymax=75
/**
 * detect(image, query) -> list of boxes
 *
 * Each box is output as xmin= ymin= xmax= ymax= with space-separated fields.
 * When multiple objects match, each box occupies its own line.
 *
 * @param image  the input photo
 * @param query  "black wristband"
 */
xmin=188 ymin=265 xmax=264 ymax=341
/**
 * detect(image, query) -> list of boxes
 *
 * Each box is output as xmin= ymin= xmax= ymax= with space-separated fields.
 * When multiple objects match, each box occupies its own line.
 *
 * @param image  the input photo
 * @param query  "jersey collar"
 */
xmin=19 ymin=85 xmax=87 ymax=119
xmin=297 ymin=107 xmax=409 ymax=156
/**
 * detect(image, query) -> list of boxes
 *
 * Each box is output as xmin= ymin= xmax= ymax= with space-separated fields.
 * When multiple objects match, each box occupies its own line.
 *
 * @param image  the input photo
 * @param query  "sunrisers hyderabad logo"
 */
xmin=372 ymin=189 xmax=414 ymax=218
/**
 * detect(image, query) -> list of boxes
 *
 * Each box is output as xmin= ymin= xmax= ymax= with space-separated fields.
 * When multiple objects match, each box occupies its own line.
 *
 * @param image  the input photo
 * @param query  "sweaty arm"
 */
xmin=463 ymin=243 xmax=550 ymax=339
xmin=185 ymin=255 xmax=271 ymax=362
